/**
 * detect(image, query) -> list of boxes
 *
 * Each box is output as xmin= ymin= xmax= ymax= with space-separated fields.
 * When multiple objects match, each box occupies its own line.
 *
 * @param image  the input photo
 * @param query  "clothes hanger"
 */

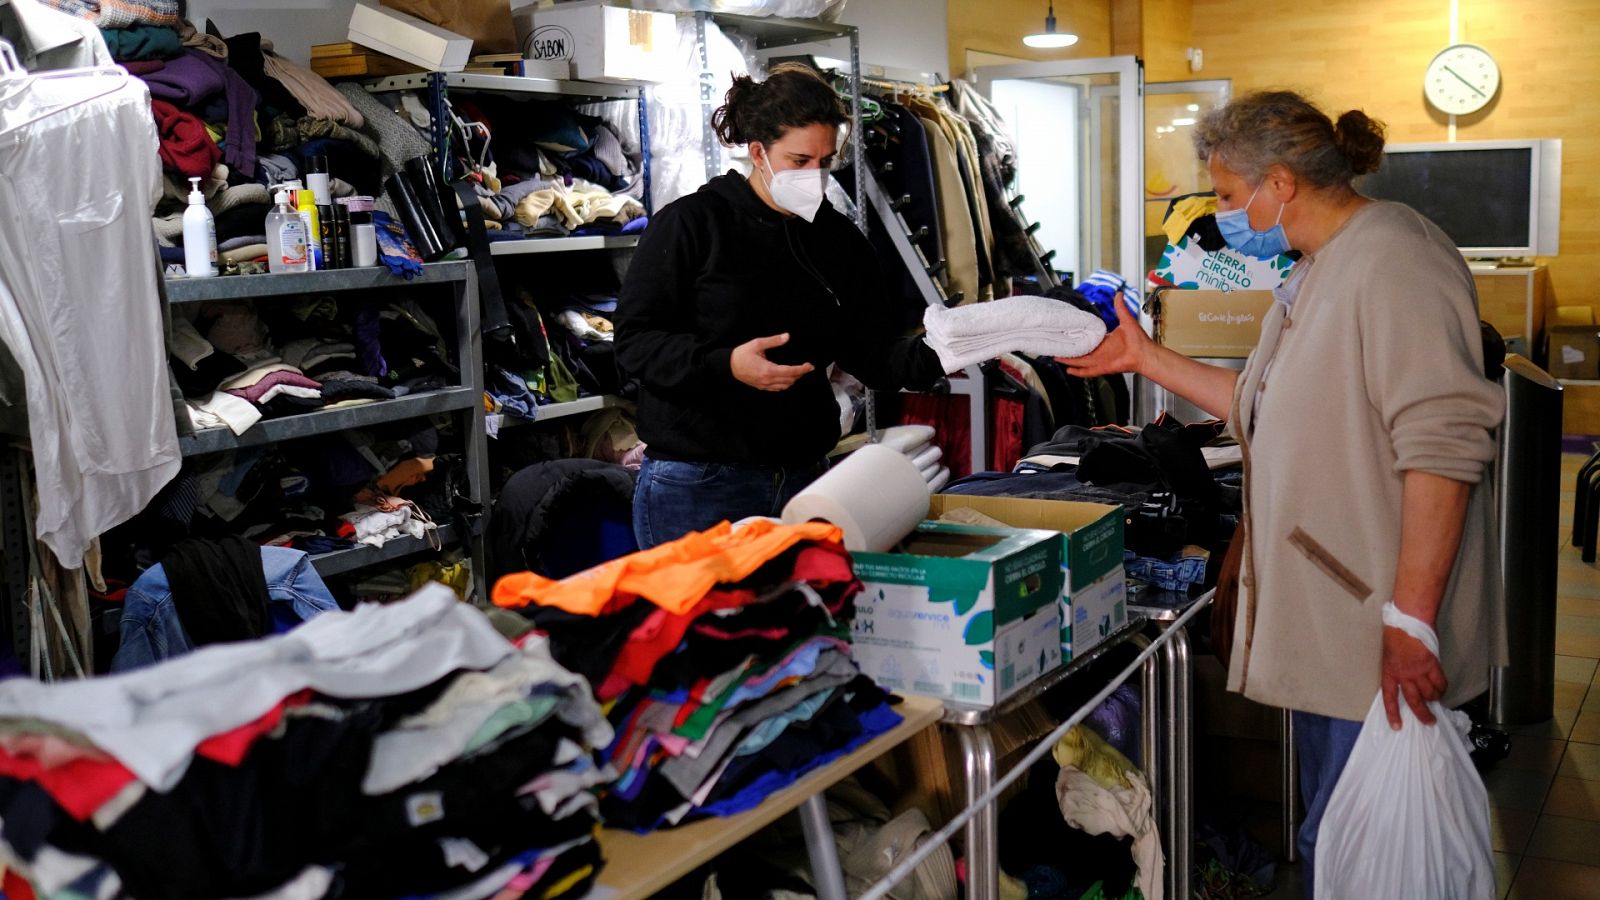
xmin=0 ymin=42 xmax=131 ymax=136
xmin=448 ymin=102 xmax=491 ymax=173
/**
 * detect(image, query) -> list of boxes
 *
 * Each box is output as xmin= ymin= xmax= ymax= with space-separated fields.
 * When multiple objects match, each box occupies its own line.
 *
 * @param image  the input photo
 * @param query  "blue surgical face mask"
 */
xmin=1215 ymin=182 xmax=1290 ymax=259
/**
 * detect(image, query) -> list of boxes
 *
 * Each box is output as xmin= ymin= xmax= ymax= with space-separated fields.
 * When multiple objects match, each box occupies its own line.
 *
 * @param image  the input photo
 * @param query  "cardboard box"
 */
xmin=513 ymin=1 xmax=676 ymax=83
xmin=927 ymin=496 xmax=1128 ymax=660
xmin=1065 ymin=565 xmax=1129 ymax=658
xmin=349 ymin=3 xmax=473 ymax=73
xmin=1562 ymin=380 xmax=1600 ymax=435
xmin=309 ymin=43 xmax=424 ymax=79
xmin=1151 ymin=233 xmax=1295 ymax=293
xmin=1554 ymin=305 xmax=1597 ymax=328
xmin=1152 ymin=288 xmax=1274 ymax=359
xmin=1548 ymin=325 xmax=1600 ymax=381
xmin=851 ymin=522 xmax=1065 ymax=706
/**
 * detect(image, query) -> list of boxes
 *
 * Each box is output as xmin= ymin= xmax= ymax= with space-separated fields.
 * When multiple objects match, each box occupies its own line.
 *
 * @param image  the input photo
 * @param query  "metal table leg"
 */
xmin=799 ymin=792 xmax=849 ymax=900
xmin=1140 ymin=636 xmax=1162 ymax=795
xmin=958 ymin=724 xmax=1000 ymax=900
xmin=1138 ymin=635 xmax=1165 ymax=895
xmin=1160 ymin=624 xmax=1193 ymax=900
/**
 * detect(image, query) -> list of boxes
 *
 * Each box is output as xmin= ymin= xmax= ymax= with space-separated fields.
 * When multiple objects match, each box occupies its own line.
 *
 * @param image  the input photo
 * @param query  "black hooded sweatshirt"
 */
xmin=614 ymin=171 xmax=943 ymax=467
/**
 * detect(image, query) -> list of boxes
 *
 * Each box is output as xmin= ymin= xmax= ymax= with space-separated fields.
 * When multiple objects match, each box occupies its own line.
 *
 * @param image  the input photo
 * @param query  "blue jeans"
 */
xmin=633 ymin=457 xmax=826 ymax=549
xmin=1293 ymin=710 xmax=1365 ymax=897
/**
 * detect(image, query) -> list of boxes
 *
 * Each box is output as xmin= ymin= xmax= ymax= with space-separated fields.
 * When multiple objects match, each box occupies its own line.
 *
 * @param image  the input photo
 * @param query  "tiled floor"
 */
xmin=1493 ymin=451 xmax=1600 ymax=898
xmin=1264 ymin=452 xmax=1600 ymax=898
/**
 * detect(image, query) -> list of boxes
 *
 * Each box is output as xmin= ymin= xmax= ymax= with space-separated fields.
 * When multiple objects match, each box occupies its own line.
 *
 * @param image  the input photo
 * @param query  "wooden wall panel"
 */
xmin=1190 ymin=0 xmax=1600 ymax=309
xmin=946 ymin=0 xmax=1115 ymax=78
xmin=1140 ymin=0 xmax=1195 ymax=83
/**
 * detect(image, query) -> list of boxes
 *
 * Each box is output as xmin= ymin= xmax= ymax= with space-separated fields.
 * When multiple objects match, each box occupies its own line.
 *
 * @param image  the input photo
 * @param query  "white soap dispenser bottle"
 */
xmin=181 ymin=177 xmax=217 ymax=278
xmin=266 ymin=190 xmax=310 ymax=274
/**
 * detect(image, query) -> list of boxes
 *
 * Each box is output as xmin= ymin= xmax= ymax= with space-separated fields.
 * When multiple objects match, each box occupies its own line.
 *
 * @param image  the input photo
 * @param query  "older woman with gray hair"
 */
xmin=1065 ymin=90 xmax=1505 ymax=892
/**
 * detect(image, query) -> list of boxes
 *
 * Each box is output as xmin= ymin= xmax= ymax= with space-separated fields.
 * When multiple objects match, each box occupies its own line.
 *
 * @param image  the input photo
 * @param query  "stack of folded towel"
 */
xmin=922 ymin=295 xmax=1107 ymax=373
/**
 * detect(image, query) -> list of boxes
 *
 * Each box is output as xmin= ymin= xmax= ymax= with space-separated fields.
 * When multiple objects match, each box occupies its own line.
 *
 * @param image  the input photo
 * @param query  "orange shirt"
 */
xmin=492 ymin=519 xmax=844 ymax=616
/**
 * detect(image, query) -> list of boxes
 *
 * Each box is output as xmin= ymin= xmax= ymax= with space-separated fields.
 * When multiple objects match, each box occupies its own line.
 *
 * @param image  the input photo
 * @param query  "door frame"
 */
xmin=974 ymin=56 xmax=1144 ymax=294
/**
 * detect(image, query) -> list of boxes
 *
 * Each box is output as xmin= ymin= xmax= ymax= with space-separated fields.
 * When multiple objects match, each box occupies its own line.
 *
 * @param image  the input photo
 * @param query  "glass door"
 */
xmin=1145 ymin=79 xmax=1231 ymax=272
xmin=974 ymin=57 xmax=1143 ymax=294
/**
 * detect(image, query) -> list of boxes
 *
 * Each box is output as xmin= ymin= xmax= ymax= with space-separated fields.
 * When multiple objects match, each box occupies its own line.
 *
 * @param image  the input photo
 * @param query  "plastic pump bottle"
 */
xmin=295 ymin=188 xmax=324 ymax=270
xmin=266 ymin=190 xmax=310 ymax=274
xmin=181 ymin=177 xmax=217 ymax=278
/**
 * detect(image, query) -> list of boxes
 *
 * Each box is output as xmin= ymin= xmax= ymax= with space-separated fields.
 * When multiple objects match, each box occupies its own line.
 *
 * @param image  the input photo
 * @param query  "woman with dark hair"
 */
xmin=615 ymin=64 xmax=944 ymax=548
xmin=1065 ymin=90 xmax=1504 ymax=892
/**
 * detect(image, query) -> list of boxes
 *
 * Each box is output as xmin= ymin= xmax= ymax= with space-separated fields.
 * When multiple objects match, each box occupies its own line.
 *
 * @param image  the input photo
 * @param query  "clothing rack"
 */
xmin=859 ymin=75 xmax=948 ymax=95
xmin=858 ymin=162 xmax=987 ymax=473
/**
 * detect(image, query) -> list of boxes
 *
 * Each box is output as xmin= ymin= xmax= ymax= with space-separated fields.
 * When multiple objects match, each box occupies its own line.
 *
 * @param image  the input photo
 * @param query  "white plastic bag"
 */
xmin=1314 ymin=604 xmax=1494 ymax=900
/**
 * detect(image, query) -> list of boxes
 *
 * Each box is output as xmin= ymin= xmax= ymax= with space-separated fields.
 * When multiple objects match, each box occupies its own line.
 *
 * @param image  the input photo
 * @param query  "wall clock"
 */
xmin=1425 ymin=43 xmax=1500 ymax=115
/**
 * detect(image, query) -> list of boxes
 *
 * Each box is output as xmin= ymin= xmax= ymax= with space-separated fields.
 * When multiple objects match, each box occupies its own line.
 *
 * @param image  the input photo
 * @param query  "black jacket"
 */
xmin=614 ymin=172 xmax=943 ymax=467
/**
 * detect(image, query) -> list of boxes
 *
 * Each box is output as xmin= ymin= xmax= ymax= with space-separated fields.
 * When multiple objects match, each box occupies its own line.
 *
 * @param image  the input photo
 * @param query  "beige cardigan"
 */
xmin=1227 ymin=201 xmax=1507 ymax=722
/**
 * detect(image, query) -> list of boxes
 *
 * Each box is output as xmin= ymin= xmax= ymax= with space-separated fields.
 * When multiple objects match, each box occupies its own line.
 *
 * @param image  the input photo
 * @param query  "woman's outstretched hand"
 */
xmin=1058 ymin=292 xmax=1154 ymax=379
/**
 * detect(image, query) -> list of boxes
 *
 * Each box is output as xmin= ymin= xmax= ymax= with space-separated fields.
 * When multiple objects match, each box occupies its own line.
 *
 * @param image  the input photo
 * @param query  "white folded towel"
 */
xmin=923 ymin=295 xmax=1107 ymax=373
xmin=910 ymin=445 xmax=943 ymax=471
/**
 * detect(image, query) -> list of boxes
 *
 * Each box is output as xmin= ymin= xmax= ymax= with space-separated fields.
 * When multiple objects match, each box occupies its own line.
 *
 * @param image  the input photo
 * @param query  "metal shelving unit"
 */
xmin=367 ymin=71 xmax=640 ymax=101
xmin=365 ymin=73 xmax=648 ymax=440
xmin=179 ymin=388 xmax=479 ymax=456
xmin=165 ymin=260 xmax=490 ymax=593
xmin=501 ymin=394 xmax=628 ymax=430
xmin=311 ymin=524 xmax=458 ymax=578
xmin=489 ymin=235 xmax=641 ymax=257
xmin=165 ymin=264 xmax=469 ymax=304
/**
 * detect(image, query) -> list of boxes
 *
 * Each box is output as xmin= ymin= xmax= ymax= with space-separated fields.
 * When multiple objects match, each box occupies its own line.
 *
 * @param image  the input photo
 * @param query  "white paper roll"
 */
xmin=782 ymin=443 xmax=930 ymax=553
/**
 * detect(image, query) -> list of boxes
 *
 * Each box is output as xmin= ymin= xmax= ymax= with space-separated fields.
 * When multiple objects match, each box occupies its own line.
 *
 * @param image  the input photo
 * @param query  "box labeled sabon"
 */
xmin=851 ymin=522 xmax=1064 ymax=707
xmin=1152 ymin=288 xmax=1275 ymax=359
xmin=512 ymin=1 xmax=676 ymax=83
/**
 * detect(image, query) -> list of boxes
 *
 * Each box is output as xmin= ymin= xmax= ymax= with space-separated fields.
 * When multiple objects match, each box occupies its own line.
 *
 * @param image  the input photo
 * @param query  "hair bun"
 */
xmin=1334 ymin=109 xmax=1386 ymax=176
xmin=711 ymin=75 xmax=759 ymax=146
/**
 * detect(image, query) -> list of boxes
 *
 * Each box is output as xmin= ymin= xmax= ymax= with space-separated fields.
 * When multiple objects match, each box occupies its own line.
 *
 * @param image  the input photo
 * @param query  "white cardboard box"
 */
xmin=349 ymin=3 xmax=473 ymax=73
xmin=513 ymin=1 xmax=677 ymax=83
xmin=1065 ymin=564 xmax=1129 ymax=659
xmin=851 ymin=522 xmax=1065 ymax=707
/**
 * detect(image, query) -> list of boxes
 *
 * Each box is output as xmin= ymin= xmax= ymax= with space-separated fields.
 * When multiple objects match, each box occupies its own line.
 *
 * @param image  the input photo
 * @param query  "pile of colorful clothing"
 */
xmin=0 ymin=586 xmax=611 ymax=899
xmin=492 ymin=520 xmax=902 ymax=831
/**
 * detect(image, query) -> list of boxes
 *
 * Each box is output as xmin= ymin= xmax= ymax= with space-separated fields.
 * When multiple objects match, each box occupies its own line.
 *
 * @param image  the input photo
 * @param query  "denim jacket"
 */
xmin=111 ymin=546 xmax=340 ymax=672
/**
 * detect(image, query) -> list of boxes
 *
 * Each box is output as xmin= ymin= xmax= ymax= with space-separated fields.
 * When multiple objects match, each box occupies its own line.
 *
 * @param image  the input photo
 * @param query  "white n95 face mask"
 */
xmin=761 ymin=155 xmax=827 ymax=223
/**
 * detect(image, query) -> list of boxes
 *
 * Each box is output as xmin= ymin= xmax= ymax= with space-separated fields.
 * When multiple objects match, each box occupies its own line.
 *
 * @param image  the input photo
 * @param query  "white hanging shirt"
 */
xmin=0 ymin=73 xmax=180 ymax=563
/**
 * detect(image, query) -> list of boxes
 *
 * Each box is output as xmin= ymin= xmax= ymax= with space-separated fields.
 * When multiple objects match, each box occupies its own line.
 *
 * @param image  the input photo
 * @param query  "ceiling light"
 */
xmin=1023 ymin=2 xmax=1079 ymax=49
xmin=1172 ymin=117 xmax=1196 ymax=126
xmin=1186 ymin=103 xmax=1201 ymax=112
